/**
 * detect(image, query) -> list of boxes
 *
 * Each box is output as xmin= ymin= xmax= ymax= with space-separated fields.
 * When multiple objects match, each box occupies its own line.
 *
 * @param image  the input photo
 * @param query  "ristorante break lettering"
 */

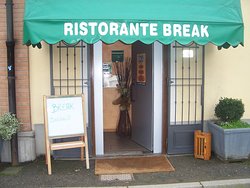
xmin=64 ymin=22 xmax=209 ymax=38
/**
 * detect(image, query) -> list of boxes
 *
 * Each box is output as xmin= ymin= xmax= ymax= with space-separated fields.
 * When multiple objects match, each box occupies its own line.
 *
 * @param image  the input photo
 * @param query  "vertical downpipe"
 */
xmin=6 ymin=0 xmax=18 ymax=165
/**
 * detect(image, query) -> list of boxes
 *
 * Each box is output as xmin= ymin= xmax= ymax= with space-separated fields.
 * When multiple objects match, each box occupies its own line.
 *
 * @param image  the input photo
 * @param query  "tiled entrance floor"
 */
xmin=104 ymin=132 xmax=150 ymax=155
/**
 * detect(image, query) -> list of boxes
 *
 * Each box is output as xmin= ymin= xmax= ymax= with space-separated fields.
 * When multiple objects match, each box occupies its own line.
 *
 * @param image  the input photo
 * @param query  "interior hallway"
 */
xmin=104 ymin=132 xmax=150 ymax=156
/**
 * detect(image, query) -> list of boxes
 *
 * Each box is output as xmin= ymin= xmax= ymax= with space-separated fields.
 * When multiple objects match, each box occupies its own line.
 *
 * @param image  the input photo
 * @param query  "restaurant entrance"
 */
xmin=103 ymin=41 xmax=154 ymax=155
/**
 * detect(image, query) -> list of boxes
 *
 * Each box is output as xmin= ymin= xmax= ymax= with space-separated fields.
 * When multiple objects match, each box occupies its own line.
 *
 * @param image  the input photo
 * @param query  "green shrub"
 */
xmin=0 ymin=113 xmax=20 ymax=140
xmin=215 ymin=97 xmax=244 ymax=122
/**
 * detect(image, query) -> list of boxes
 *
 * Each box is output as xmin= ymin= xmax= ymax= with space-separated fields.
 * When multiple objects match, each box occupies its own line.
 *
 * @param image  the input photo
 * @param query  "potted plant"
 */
xmin=112 ymin=58 xmax=132 ymax=137
xmin=0 ymin=112 xmax=20 ymax=157
xmin=207 ymin=97 xmax=250 ymax=161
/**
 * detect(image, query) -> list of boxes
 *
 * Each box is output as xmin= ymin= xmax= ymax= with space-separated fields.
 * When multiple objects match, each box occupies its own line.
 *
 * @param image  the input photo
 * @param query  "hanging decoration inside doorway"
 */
xmin=112 ymin=58 xmax=132 ymax=137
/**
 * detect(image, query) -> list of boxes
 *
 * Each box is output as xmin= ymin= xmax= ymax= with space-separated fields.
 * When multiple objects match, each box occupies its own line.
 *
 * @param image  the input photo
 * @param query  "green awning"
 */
xmin=23 ymin=0 xmax=244 ymax=48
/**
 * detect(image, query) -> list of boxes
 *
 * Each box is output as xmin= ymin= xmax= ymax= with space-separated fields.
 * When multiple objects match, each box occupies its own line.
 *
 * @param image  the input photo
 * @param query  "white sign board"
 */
xmin=45 ymin=96 xmax=84 ymax=138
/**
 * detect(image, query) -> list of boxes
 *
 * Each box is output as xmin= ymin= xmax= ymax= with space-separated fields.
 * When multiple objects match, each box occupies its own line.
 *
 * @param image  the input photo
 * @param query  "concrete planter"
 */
xmin=207 ymin=121 xmax=250 ymax=161
xmin=1 ymin=131 xmax=36 ymax=163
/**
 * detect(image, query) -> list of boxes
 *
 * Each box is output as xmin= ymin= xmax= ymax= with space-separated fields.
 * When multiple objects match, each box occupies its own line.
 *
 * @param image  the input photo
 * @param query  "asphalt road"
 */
xmin=0 ymin=155 xmax=250 ymax=187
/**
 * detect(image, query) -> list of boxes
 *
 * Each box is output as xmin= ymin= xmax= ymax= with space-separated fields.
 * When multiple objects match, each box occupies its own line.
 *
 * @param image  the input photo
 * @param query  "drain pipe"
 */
xmin=6 ymin=0 xmax=18 ymax=166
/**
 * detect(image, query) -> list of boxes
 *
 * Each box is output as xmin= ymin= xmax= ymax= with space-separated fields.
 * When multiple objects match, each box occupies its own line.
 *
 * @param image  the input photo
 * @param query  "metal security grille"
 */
xmin=49 ymin=41 xmax=92 ymax=158
xmin=50 ymin=41 xmax=89 ymax=96
xmin=169 ymin=42 xmax=204 ymax=126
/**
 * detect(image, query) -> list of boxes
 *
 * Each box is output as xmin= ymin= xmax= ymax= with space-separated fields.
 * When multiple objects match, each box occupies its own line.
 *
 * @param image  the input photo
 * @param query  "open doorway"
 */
xmin=102 ymin=41 xmax=152 ymax=156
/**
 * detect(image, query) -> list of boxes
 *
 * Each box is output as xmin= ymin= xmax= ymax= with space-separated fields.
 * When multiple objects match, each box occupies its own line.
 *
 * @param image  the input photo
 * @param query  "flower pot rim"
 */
xmin=208 ymin=120 xmax=250 ymax=133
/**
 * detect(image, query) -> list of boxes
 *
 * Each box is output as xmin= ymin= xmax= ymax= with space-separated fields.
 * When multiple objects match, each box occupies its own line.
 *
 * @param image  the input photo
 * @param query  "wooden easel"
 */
xmin=43 ymin=95 xmax=89 ymax=175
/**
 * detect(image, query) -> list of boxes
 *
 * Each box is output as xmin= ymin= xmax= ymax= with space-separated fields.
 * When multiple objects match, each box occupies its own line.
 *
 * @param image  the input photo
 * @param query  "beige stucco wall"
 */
xmin=29 ymin=0 xmax=250 ymax=126
xmin=29 ymin=42 xmax=50 ymax=125
xmin=204 ymin=0 xmax=250 ymax=120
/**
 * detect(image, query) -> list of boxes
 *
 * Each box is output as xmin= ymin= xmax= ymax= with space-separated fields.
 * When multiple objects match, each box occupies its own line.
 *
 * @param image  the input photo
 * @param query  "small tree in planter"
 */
xmin=208 ymin=97 xmax=250 ymax=161
xmin=215 ymin=97 xmax=245 ymax=124
xmin=0 ymin=113 xmax=20 ymax=158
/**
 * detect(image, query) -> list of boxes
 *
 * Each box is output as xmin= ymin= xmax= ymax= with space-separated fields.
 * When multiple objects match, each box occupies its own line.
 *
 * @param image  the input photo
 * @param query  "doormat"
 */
xmin=95 ymin=155 xmax=175 ymax=175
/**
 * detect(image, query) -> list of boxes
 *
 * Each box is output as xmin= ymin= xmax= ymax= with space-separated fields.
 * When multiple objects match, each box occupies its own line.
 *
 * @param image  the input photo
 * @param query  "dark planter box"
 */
xmin=207 ymin=121 xmax=250 ymax=161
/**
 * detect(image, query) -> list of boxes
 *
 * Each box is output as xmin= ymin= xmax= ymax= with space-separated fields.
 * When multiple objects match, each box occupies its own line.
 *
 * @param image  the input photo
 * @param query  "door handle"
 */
xmin=167 ymin=78 xmax=174 ymax=86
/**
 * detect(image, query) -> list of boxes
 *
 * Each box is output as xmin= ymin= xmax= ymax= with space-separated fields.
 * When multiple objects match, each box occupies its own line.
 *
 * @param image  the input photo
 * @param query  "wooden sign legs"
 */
xmin=45 ymin=136 xmax=89 ymax=175
xmin=43 ymin=95 xmax=90 ymax=175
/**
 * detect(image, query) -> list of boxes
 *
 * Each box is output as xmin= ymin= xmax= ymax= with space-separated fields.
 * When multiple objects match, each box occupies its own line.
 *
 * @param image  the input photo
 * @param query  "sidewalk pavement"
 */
xmin=123 ymin=179 xmax=250 ymax=188
xmin=63 ymin=178 xmax=250 ymax=188
xmin=0 ymin=155 xmax=250 ymax=188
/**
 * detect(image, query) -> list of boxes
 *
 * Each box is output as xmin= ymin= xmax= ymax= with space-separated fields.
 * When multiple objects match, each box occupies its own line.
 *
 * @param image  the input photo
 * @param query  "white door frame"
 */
xmin=93 ymin=41 xmax=104 ymax=155
xmin=153 ymin=41 xmax=163 ymax=153
xmin=93 ymin=41 xmax=163 ymax=155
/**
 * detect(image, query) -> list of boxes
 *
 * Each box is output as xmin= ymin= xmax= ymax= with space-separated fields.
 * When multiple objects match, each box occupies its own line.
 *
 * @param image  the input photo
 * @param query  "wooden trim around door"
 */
xmin=162 ymin=45 xmax=169 ymax=154
xmin=89 ymin=44 xmax=96 ymax=156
